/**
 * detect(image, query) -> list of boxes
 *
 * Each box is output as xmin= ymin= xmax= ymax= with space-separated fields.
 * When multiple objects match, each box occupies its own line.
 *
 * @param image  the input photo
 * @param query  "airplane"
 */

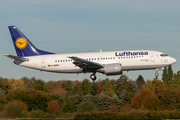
xmin=5 ymin=26 xmax=177 ymax=81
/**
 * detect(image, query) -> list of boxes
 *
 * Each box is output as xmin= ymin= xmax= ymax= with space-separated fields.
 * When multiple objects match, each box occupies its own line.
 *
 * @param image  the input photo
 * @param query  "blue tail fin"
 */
xmin=8 ymin=26 xmax=55 ymax=57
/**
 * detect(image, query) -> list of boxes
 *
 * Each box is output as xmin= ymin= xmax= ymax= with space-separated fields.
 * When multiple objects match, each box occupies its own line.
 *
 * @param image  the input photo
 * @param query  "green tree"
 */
xmin=90 ymin=82 xmax=98 ymax=96
xmin=167 ymin=65 xmax=173 ymax=81
xmin=70 ymin=95 xmax=83 ymax=111
xmin=4 ymin=102 xmax=23 ymax=118
xmin=103 ymin=80 xmax=117 ymax=97
xmin=34 ymin=79 xmax=48 ymax=92
xmin=71 ymin=80 xmax=83 ymax=96
xmin=81 ymin=79 xmax=90 ymax=96
xmin=63 ymin=97 xmax=74 ymax=113
xmin=115 ymin=75 xmax=138 ymax=104
xmin=61 ymin=80 xmax=72 ymax=91
xmin=162 ymin=67 xmax=167 ymax=82
xmin=173 ymin=71 xmax=180 ymax=84
xmin=6 ymin=88 xmax=50 ymax=111
xmin=77 ymin=100 xmax=96 ymax=113
xmin=136 ymin=75 xmax=145 ymax=91
xmin=0 ymin=77 xmax=10 ymax=94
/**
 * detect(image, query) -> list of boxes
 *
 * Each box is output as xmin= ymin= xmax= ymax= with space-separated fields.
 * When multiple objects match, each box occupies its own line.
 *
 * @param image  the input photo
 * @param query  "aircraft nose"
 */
xmin=171 ymin=57 xmax=177 ymax=64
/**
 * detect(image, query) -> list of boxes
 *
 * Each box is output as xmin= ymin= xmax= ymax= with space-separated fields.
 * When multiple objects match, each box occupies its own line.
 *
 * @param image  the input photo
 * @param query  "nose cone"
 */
xmin=171 ymin=57 xmax=177 ymax=64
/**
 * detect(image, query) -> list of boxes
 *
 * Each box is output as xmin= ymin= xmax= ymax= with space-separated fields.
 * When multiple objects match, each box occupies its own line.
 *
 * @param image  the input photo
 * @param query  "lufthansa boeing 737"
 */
xmin=5 ymin=26 xmax=177 ymax=81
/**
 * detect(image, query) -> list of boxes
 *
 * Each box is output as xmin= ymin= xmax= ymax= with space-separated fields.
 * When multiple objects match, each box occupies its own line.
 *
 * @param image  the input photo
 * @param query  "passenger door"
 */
xmin=41 ymin=58 xmax=46 ymax=68
xmin=150 ymin=53 xmax=155 ymax=62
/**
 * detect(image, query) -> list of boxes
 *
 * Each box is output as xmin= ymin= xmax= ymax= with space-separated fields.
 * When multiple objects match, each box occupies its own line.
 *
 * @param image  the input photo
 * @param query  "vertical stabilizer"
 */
xmin=8 ymin=26 xmax=55 ymax=57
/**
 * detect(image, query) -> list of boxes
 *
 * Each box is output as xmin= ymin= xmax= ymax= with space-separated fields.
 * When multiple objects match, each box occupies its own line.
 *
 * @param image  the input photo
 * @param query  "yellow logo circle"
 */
xmin=15 ymin=37 xmax=27 ymax=49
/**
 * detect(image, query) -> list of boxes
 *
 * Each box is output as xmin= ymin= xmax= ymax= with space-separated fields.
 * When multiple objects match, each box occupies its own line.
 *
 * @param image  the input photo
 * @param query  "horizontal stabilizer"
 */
xmin=5 ymin=54 xmax=29 ymax=61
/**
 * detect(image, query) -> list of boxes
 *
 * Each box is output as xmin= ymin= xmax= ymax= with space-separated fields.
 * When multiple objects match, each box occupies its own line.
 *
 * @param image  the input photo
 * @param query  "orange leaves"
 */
xmin=8 ymin=79 xmax=25 ymax=91
xmin=46 ymin=100 xmax=60 ymax=114
xmin=11 ymin=99 xmax=28 ymax=112
xmin=131 ymin=89 xmax=159 ymax=110
xmin=97 ymin=84 xmax=102 ymax=96
xmin=109 ymin=105 xmax=117 ymax=113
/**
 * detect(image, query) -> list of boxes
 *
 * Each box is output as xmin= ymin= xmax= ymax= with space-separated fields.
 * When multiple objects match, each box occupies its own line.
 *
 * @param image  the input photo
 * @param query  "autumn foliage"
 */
xmin=131 ymin=89 xmax=158 ymax=110
xmin=97 ymin=84 xmax=102 ymax=96
xmin=0 ymin=72 xmax=180 ymax=119
xmin=46 ymin=100 xmax=60 ymax=114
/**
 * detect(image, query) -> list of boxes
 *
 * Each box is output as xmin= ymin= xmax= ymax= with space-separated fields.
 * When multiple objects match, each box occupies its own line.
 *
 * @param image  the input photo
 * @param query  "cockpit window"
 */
xmin=160 ymin=53 xmax=168 ymax=57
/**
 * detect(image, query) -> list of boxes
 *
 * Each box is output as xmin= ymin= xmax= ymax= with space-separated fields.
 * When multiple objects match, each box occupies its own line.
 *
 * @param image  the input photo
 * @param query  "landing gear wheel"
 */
xmin=90 ymin=74 xmax=96 ymax=81
xmin=155 ymin=72 xmax=159 ymax=77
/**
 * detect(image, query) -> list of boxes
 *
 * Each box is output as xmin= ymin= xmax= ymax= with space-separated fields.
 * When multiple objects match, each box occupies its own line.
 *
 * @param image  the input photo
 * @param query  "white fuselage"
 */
xmin=14 ymin=50 xmax=176 ymax=75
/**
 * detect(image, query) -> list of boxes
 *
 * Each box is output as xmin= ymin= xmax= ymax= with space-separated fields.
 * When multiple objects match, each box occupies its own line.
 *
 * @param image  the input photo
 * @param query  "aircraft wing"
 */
xmin=5 ymin=54 xmax=29 ymax=61
xmin=69 ymin=56 xmax=103 ymax=69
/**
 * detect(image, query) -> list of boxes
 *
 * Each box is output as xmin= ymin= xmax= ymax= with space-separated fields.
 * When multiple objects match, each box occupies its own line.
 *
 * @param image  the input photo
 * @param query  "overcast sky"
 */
xmin=1 ymin=0 xmax=180 ymax=82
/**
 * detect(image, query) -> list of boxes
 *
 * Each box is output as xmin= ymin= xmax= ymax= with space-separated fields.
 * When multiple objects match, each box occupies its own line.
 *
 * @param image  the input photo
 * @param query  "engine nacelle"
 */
xmin=97 ymin=63 xmax=122 ymax=76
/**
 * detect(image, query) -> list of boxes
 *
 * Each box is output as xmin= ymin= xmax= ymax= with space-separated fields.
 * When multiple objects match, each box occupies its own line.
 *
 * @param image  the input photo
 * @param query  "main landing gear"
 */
xmin=90 ymin=73 xmax=97 ymax=81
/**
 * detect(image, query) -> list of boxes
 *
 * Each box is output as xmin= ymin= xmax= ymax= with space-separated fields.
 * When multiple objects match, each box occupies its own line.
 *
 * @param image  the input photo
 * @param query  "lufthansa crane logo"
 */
xmin=15 ymin=37 xmax=27 ymax=49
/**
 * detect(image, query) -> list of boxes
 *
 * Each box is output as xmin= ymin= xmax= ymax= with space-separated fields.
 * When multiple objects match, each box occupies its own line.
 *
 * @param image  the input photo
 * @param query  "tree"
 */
xmin=6 ymin=88 xmax=50 ymax=111
xmin=131 ymin=89 xmax=157 ymax=109
xmin=77 ymin=100 xmax=96 ymax=113
xmin=81 ymin=79 xmax=90 ymax=96
xmin=97 ymin=84 xmax=102 ymax=96
xmin=60 ymin=80 xmax=72 ymax=92
xmin=49 ymin=94 xmax=64 ymax=111
xmin=47 ymin=81 xmax=60 ymax=94
xmin=162 ymin=67 xmax=167 ymax=82
xmin=0 ymin=77 xmax=10 ymax=94
xmin=162 ymin=65 xmax=173 ymax=84
xmin=115 ymin=75 xmax=138 ymax=104
xmin=46 ymin=100 xmax=59 ymax=114
xmin=103 ymin=80 xmax=117 ymax=97
xmin=34 ymin=79 xmax=48 ymax=92
xmin=4 ymin=102 xmax=23 ymax=118
xmin=157 ymin=87 xmax=180 ymax=110
xmin=24 ymin=78 xmax=35 ymax=90
xmin=143 ymin=79 xmax=165 ymax=93
xmin=173 ymin=71 xmax=180 ymax=84
xmin=90 ymin=82 xmax=98 ymax=96
xmin=136 ymin=75 xmax=145 ymax=91
xmin=63 ymin=97 xmax=74 ymax=113
xmin=167 ymin=65 xmax=173 ymax=81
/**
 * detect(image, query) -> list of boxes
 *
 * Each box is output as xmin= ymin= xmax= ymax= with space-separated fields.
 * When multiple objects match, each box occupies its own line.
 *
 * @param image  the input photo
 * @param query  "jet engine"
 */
xmin=97 ymin=63 xmax=122 ymax=75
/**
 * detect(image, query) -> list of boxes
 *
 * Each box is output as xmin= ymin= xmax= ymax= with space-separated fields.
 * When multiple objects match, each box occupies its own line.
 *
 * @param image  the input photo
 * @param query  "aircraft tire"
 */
xmin=155 ymin=72 xmax=159 ymax=77
xmin=90 ymin=74 xmax=96 ymax=81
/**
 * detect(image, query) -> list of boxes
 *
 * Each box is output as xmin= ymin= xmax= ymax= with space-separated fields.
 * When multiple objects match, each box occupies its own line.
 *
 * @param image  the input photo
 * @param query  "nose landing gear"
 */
xmin=90 ymin=73 xmax=97 ymax=81
xmin=155 ymin=70 xmax=159 ymax=77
